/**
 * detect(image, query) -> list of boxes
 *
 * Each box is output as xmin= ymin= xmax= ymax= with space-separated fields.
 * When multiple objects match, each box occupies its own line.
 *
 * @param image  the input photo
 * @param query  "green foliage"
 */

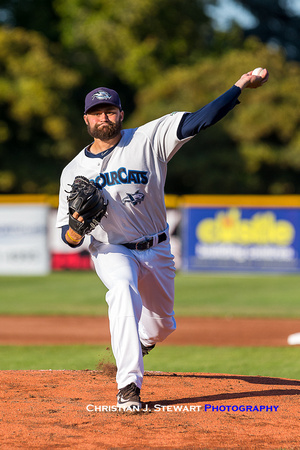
xmin=236 ymin=0 xmax=300 ymax=61
xmin=0 ymin=0 xmax=60 ymax=42
xmin=0 ymin=28 xmax=78 ymax=122
xmin=54 ymin=0 xmax=216 ymax=87
xmin=0 ymin=0 xmax=300 ymax=195
xmin=0 ymin=26 xmax=81 ymax=193
xmin=127 ymin=38 xmax=300 ymax=194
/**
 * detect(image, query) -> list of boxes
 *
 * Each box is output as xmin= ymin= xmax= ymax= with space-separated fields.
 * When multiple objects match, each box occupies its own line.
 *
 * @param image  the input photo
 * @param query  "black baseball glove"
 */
xmin=67 ymin=176 xmax=108 ymax=236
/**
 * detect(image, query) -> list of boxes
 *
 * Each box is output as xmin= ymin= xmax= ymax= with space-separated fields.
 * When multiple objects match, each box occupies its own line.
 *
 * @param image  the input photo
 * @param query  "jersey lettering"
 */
xmin=94 ymin=168 xmax=148 ymax=188
xmin=128 ymin=171 xmax=138 ymax=184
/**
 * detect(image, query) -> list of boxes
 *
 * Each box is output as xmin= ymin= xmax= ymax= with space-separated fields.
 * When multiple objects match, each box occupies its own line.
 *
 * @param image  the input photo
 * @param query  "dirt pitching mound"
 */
xmin=1 ymin=369 xmax=300 ymax=449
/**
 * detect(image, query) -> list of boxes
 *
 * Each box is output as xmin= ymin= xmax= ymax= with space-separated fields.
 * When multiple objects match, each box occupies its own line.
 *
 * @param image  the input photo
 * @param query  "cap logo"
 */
xmin=91 ymin=90 xmax=112 ymax=101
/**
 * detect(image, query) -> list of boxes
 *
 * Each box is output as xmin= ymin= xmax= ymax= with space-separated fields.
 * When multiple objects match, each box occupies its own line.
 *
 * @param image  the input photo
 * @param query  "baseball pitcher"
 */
xmin=56 ymin=68 xmax=269 ymax=411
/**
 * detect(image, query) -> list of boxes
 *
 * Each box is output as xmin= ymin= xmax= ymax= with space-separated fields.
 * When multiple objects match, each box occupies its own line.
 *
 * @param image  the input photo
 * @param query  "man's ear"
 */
xmin=83 ymin=115 xmax=88 ymax=125
xmin=120 ymin=110 xmax=124 ymax=122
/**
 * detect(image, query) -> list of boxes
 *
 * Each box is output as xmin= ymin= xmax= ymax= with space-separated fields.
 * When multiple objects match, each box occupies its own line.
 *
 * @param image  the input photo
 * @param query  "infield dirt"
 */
xmin=1 ymin=316 xmax=300 ymax=448
xmin=1 ymin=316 xmax=300 ymax=346
xmin=1 ymin=369 xmax=300 ymax=449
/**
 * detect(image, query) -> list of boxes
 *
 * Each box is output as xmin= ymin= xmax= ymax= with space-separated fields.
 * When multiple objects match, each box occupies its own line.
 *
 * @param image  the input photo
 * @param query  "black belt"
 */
xmin=123 ymin=232 xmax=167 ymax=251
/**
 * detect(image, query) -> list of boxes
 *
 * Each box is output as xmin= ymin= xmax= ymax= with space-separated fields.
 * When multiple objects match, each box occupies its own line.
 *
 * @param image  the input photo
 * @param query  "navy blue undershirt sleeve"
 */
xmin=61 ymin=224 xmax=84 ymax=248
xmin=177 ymin=85 xmax=241 ymax=140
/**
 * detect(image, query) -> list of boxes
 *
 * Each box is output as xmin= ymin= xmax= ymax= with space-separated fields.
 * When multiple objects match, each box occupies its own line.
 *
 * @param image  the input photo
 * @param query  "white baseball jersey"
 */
xmin=56 ymin=111 xmax=193 ymax=243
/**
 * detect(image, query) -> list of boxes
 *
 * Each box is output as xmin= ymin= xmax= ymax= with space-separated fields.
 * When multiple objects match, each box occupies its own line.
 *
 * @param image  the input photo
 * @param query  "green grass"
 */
xmin=0 ymin=272 xmax=108 ymax=316
xmin=1 ymin=272 xmax=300 ymax=317
xmin=0 ymin=345 xmax=112 ymax=370
xmin=2 ymin=272 xmax=300 ymax=380
xmin=144 ymin=346 xmax=300 ymax=380
xmin=1 ymin=345 xmax=300 ymax=380
xmin=174 ymin=273 xmax=300 ymax=317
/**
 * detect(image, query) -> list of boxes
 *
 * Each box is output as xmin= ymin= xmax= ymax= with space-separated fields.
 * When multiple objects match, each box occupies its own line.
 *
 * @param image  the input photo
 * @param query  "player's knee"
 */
xmin=166 ymin=316 xmax=176 ymax=334
xmin=156 ymin=316 xmax=176 ymax=342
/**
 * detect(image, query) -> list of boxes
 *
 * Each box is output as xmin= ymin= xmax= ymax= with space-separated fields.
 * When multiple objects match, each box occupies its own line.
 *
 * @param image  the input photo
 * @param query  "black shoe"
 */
xmin=141 ymin=342 xmax=156 ymax=357
xmin=117 ymin=382 xmax=141 ymax=411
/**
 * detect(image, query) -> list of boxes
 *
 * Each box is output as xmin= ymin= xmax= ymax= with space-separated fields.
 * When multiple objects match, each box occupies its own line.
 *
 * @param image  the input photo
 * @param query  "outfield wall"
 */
xmin=1 ymin=194 xmax=300 ymax=274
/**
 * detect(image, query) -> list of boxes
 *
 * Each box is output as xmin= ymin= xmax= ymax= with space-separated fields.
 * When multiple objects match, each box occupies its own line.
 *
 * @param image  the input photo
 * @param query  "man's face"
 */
xmin=84 ymin=105 xmax=124 ymax=141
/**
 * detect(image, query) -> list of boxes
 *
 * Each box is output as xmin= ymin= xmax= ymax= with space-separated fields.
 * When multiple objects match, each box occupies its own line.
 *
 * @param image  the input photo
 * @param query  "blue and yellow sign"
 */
xmin=182 ymin=206 xmax=300 ymax=272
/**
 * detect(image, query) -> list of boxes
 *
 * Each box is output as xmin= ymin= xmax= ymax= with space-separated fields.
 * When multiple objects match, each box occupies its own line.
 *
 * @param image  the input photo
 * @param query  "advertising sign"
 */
xmin=182 ymin=206 xmax=300 ymax=272
xmin=0 ymin=205 xmax=50 ymax=275
xmin=49 ymin=207 xmax=183 ymax=270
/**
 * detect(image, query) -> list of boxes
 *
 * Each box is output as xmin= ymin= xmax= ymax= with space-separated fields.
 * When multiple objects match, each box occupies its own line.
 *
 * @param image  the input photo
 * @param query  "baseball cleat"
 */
xmin=141 ymin=342 xmax=156 ymax=357
xmin=117 ymin=382 xmax=141 ymax=411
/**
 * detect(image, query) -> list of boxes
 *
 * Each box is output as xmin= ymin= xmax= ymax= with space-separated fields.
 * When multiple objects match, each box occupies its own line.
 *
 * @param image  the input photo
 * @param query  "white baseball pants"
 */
xmin=89 ymin=232 xmax=176 ymax=390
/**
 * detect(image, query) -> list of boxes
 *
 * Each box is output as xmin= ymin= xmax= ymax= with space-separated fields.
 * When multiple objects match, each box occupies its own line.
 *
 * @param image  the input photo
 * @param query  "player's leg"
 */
xmin=137 ymin=238 xmax=176 ymax=348
xmin=90 ymin=242 xmax=144 ymax=394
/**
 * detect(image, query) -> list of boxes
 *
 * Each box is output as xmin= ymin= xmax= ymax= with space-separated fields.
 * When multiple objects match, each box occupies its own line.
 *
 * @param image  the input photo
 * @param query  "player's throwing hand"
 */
xmin=235 ymin=68 xmax=269 ymax=90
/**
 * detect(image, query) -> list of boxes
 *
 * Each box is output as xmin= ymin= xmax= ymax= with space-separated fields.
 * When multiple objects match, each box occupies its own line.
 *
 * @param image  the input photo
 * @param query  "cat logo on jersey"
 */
xmin=122 ymin=190 xmax=145 ymax=206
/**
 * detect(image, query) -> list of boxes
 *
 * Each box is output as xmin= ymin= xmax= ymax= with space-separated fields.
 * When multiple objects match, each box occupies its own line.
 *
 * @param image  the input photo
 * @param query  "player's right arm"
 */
xmin=63 ymin=213 xmax=84 ymax=246
xmin=56 ymin=166 xmax=85 ymax=248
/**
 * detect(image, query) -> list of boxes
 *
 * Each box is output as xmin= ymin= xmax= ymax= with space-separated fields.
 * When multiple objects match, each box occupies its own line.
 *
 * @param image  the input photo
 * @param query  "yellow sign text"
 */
xmin=196 ymin=208 xmax=295 ymax=246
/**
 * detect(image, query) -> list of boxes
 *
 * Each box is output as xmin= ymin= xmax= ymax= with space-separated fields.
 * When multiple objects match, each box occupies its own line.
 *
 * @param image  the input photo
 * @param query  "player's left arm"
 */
xmin=177 ymin=68 xmax=269 ymax=139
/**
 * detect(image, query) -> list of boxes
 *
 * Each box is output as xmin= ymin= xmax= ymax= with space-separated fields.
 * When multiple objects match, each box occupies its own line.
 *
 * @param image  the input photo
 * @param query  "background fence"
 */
xmin=1 ymin=194 xmax=300 ymax=274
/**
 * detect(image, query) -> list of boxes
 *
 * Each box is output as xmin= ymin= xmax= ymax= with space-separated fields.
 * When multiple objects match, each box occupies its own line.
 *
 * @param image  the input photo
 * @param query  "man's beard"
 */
xmin=87 ymin=119 xmax=122 ymax=141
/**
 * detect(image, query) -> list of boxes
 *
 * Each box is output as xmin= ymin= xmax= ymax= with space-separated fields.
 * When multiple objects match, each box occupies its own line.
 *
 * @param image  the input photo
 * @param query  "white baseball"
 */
xmin=252 ymin=67 xmax=264 ymax=76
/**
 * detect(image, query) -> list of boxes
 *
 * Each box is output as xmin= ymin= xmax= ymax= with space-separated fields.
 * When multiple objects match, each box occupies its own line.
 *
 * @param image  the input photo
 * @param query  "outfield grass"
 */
xmin=1 ymin=345 xmax=300 ymax=380
xmin=1 ymin=271 xmax=300 ymax=317
xmin=175 ymin=273 xmax=300 ymax=317
xmin=0 ymin=272 xmax=108 ymax=316
xmin=1 ymin=272 xmax=300 ymax=378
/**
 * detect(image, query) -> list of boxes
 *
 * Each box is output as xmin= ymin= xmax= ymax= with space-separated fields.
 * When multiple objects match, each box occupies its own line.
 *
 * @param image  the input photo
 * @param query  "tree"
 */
xmin=127 ymin=38 xmax=300 ymax=194
xmin=1 ymin=0 xmax=299 ymax=195
xmin=217 ymin=0 xmax=300 ymax=61
xmin=0 ymin=0 xmax=60 ymax=42
xmin=54 ymin=0 xmax=218 ymax=88
xmin=0 ymin=26 xmax=81 ymax=193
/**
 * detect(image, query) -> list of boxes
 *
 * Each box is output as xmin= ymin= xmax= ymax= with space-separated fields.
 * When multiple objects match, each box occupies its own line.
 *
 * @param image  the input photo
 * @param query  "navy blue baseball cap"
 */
xmin=84 ymin=87 xmax=122 ymax=113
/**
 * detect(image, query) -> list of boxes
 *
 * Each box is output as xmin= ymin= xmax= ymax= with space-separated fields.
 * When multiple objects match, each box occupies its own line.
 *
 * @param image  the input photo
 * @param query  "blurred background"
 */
xmin=1 ymin=0 xmax=300 ymax=275
xmin=1 ymin=0 xmax=300 ymax=375
xmin=0 ymin=0 xmax=300 ymax=197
